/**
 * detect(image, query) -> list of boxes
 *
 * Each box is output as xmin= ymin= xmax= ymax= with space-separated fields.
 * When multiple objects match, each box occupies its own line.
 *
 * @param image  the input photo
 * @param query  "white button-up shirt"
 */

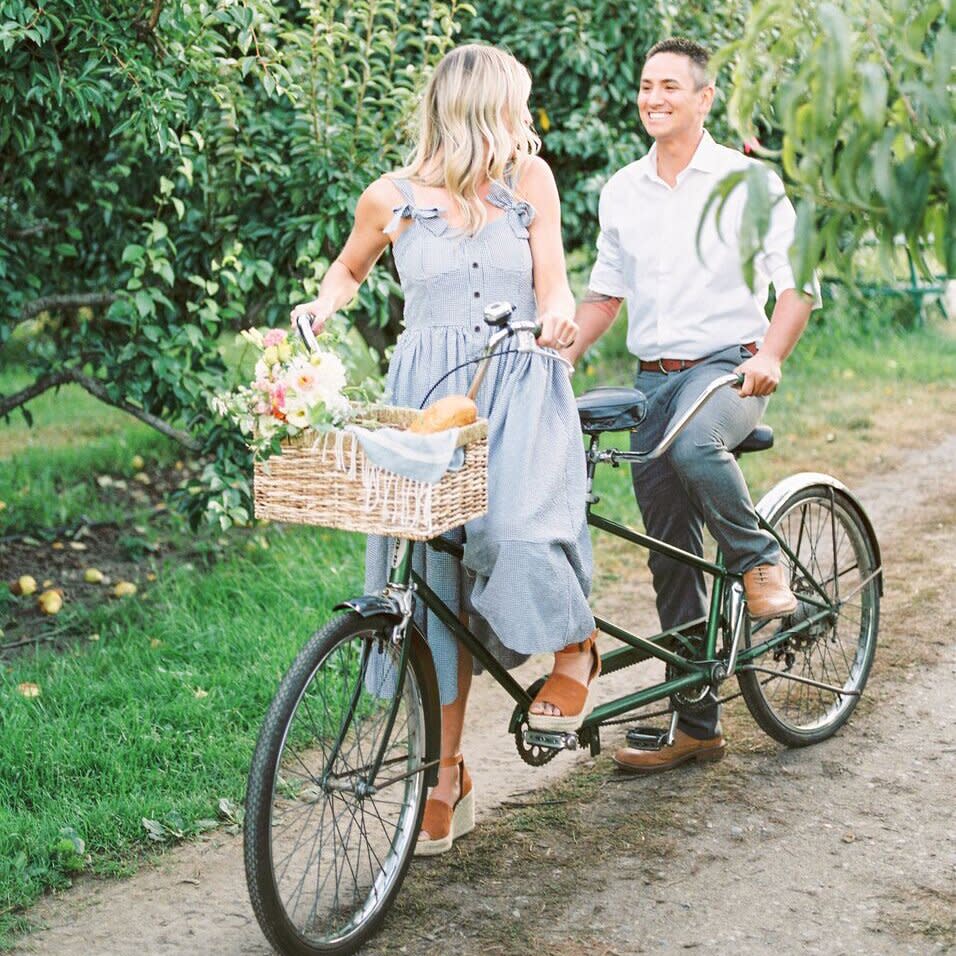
xmin=588 ymin=130 xmax=820 ymax=361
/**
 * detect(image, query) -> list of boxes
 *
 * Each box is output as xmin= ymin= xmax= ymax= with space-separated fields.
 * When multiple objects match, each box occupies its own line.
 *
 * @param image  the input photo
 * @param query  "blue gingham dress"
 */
xmin=365 ymin=176 xmax=594 ymax=704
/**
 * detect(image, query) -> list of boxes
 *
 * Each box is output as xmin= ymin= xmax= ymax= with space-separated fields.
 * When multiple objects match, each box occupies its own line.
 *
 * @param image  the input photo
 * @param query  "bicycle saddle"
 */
xmin=733 ymin=424 xmax=774 ymax=454
xmin=576 ymin=387 xmax=647 ymax=434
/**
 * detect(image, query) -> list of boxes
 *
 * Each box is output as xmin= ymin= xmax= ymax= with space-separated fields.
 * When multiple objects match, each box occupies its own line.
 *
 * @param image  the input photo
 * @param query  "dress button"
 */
xmin=473 ymin=291 xmax=480 ymax=298
xmin=474 ymin=325 xmax=481 ymax=332
xmin=472 ymin=262 xmax=479 ymax=269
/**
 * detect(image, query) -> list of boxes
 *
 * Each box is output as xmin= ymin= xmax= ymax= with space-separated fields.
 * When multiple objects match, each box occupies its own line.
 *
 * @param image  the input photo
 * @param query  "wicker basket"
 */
xmin=253 ymin=404 xmax=488 ymax=540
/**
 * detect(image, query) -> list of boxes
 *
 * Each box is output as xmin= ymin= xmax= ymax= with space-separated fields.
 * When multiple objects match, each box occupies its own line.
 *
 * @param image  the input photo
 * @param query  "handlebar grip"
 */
xmin=532 ymin=323 xmax=542 ymax=339
xmin=295 ymin=313 xmax=321 ymax=353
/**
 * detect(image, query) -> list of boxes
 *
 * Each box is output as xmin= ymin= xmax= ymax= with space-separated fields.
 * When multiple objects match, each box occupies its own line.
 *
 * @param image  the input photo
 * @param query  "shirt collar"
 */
xmin=640 ymin=129 xmax=720 ymax=183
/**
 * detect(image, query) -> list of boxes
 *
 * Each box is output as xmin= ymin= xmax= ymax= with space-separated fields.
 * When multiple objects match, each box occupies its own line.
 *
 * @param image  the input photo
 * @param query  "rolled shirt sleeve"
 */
xmin=587 ymin=189 xmax=630 ymax=299
xmin=755 ymin=171 xmax=823 ymax=309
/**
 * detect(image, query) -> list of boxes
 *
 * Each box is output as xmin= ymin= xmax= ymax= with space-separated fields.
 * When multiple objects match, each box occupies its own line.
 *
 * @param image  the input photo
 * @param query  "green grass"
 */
xmin=1 ymin=299 xmax=955 ymax=940
xmin=0 ymin=372 xmax=177 ymax=535
xmin=0 ymin=523 xmax=366 ymax=930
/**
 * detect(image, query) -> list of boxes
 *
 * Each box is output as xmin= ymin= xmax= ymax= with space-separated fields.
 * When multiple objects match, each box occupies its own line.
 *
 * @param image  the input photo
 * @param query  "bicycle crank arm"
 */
xmin=523 ymin=729 xmax=579 ymax=751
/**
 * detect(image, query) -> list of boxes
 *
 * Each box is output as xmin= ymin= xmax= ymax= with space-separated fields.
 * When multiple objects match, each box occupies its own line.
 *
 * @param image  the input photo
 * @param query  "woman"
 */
xmin=291 ymin=44 xmax=597 ymax=854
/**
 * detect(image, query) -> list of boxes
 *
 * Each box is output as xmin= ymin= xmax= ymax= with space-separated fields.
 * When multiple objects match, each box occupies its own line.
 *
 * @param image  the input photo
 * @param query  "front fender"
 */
xmin=333 ymin=594 xmax=404 ymax=621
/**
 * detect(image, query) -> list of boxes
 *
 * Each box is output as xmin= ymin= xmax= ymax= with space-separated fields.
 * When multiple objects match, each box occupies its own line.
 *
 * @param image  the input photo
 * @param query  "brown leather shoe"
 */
xmin=742 ymin=562 xmax=798 ymax=619
xmin=613 ymin=729 xmax=726 ymax=774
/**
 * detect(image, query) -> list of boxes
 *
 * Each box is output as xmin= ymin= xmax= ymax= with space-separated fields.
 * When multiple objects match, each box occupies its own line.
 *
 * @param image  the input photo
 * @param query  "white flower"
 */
xmin=256 ymin=415 xmax=279 ymax=439
xmin=311 ymin=350 xmax=347 ymax=403
xmin=284 ymin=402 xmax=310 ymax=428
xmin=240 ymin=328 xmax=265 ymax=348
xmin=283 ymin=357 xmax=321 ymax=400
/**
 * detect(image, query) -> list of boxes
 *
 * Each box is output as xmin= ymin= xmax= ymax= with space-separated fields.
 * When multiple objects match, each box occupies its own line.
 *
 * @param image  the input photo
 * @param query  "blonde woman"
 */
xmin=291 ymin=44 xmax=598 ymax=854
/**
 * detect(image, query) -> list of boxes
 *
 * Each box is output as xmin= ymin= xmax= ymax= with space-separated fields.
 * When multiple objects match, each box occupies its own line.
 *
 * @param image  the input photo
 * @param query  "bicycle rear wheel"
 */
xmin=244 ymin=612 xmax=430 ymax=956
xmin=739 ymin=483 xmax=880 ymax=747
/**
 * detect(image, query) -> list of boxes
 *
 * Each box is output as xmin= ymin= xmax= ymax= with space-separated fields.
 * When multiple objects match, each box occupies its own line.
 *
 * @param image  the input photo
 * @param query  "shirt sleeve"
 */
xmin=587 ymin=188 xmax=630 ymax=299
xmin=754 ymin=171 xmax=822 ymax=310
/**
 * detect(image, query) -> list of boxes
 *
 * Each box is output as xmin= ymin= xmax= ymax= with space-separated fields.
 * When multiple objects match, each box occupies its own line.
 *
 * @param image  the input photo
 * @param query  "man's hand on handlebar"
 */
xmin=735 ymin=350 xmax=782 ymax=397
xmin=535 ymin=311 xmax=579 ymax=350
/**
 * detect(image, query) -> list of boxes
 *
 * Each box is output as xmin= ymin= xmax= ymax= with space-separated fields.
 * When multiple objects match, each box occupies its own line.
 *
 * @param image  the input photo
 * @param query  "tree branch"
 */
xmin=5 ymin=221 xmax=54 ymax=239
xmin=148 ymin=0 xmax=164 ymax=30
xmin=0 ymin=372 xmax=72 ymax=415
xmin=20 ymin=292 xmax=118 ymax=321
xmin=0 ymin=368 xmax=202 ymax=452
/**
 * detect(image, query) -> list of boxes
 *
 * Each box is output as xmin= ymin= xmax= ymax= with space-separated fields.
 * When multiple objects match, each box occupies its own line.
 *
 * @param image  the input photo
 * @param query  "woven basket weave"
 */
xmin=253 ymin=404 xmax=488 ymax=540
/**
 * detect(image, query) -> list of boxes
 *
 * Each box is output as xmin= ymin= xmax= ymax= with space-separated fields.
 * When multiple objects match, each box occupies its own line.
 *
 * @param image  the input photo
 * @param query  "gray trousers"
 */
xmin=629 ymin=345 xmax=780 ymax=739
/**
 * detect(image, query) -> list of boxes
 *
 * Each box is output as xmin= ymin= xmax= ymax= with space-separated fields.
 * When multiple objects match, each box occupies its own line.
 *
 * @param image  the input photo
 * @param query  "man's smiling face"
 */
xmin=638 ymin=51 xmax=714 ymax=144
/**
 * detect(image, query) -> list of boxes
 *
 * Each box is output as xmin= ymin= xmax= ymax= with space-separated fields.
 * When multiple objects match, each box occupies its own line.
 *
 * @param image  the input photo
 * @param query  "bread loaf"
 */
xmin=407 ymin=395 xmax=478 ymax=434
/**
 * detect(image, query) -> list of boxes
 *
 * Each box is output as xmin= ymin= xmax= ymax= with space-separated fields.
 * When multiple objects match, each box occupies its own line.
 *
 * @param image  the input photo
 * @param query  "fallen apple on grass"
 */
xmin=10 ymin=575 xmax=37 ymax=596
xmin=38 ymin=589 xmax=64 ymax=615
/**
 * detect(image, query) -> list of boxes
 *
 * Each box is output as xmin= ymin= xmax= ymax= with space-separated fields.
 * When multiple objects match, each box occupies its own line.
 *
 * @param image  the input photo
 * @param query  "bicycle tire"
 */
xmin=739 ymin=482 xmax=880 ymax=747
xmin=244 ymin=612 xmax=431 ymax=956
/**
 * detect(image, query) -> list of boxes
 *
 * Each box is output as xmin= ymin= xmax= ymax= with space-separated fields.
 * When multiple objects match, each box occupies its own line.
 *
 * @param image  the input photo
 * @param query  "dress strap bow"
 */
xmin=486 ymin=181 xmax=535 ymax=238
xmin=385 ymin=203 xmax=449 ymax=237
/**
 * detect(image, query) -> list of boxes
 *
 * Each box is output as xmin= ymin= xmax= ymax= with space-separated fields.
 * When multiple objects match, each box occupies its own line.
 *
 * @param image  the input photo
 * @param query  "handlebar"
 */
xmin=294 ymin=313 xmax=321 ymax=353
xmin=466 ymin=306 xmax=565 ymax=401
xmin=602 ymin=372 xmax=745 ymax=465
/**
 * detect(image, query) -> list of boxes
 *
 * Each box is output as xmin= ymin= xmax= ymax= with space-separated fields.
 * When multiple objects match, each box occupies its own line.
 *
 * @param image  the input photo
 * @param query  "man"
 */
xmin=565 ymin=37 xmax=820 ymax=772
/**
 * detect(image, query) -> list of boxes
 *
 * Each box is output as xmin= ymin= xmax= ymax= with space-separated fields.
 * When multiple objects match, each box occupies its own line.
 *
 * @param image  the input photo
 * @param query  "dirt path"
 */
xmin=13 ymin=435 xmax=956 ymax=956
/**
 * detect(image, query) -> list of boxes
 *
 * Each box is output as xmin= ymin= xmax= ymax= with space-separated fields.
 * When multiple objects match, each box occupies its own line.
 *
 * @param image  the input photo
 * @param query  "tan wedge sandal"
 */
xmin=527 ymin=631 xmax=602 ymax=733
xmin=414 ymin=754 xmax=474 ymax=857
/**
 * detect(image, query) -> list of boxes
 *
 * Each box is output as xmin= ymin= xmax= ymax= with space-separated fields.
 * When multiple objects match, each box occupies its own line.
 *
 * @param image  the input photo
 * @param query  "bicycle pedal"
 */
xmin=523 ymin=729 xmax=579 ymax=751
xmin=625 ymin=725 xmax=671 ymax=751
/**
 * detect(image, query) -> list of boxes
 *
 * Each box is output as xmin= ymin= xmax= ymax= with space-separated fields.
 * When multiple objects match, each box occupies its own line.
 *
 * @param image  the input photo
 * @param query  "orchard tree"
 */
xmin=0 ymin=0 xmax=464 ymax=526
xmin=716 ymin=0 xmax=954 ymax=288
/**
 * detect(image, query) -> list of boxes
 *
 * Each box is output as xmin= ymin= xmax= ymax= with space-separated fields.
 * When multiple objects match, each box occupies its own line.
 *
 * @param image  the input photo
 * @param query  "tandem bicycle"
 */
xmin=243 ymin=304 xmax=882 ymax=956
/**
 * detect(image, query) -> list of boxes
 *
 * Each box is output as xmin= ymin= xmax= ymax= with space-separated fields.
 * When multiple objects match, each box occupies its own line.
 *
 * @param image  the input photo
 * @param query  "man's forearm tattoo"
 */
xmin=583 ymin=288 xmax=622 ymax=320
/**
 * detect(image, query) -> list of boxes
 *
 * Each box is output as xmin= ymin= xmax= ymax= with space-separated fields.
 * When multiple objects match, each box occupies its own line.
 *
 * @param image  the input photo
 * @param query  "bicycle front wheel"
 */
xmin=244 ymin=612 xmax=430 ymax=956
xmin=739 ymin=482 xmax=880 ymax=747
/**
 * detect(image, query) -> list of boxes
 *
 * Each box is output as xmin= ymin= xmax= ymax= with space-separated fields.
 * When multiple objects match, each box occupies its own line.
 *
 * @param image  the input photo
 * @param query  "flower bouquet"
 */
xmin=212 ymin=326 xmax=354 ymax=458
xmin=214 ymin=325 xmax=488 ymax=539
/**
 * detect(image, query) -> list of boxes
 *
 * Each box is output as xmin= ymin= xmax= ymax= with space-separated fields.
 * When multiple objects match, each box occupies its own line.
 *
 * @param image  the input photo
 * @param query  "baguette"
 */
xmin=407 ymin=395 xmax=478 ymax=434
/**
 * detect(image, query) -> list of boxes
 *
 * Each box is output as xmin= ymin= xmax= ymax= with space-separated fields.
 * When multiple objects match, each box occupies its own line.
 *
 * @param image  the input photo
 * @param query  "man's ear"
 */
xmin=699 ymin=83 xmax=716 ymax=117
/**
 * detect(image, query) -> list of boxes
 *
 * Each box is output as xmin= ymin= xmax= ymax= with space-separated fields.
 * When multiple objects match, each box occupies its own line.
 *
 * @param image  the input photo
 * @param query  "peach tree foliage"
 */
xmin=713 ymin=0 xmax=954 ymax=290
xmin=0 ymin=0 xmax=463 ymax=527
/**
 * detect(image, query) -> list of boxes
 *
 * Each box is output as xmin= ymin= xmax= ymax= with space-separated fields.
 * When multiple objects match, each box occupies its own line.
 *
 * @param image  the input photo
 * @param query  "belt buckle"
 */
xmin=657 ymin=358 xmax=670 ymax=375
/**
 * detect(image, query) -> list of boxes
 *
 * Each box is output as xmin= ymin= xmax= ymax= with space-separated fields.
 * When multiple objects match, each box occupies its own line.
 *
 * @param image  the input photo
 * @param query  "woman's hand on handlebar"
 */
xmin=535 ymin=311 xmax=578 ymax=350
xmin=290 ymin=300 xmax=334 ymax=335
xmin=735 ymin=350 xmax=781 ymax=397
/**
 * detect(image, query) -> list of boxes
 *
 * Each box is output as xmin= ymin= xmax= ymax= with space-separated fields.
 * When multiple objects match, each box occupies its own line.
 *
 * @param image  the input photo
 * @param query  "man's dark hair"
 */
xmin=645 ymin=37 xmax=712 ymax=89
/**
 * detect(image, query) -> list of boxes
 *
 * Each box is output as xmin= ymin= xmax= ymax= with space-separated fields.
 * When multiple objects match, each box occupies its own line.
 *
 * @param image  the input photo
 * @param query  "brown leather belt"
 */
xmin=639 ymin=341 xmax=757 ymax=374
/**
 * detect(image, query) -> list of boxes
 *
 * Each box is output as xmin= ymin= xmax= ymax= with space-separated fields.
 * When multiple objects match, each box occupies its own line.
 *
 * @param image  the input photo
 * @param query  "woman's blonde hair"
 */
xmin=394 ymin=44 xmax=540 ymax=235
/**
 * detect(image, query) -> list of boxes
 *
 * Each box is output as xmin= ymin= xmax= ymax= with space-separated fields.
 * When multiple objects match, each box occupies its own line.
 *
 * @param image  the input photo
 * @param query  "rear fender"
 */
xmin=756 ymin=472 xmax=883 ymax=596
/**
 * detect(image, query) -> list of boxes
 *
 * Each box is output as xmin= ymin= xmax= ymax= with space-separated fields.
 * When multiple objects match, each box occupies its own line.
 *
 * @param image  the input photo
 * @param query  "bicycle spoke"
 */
xmin=742 ymin=489 xmax=879 ymax=742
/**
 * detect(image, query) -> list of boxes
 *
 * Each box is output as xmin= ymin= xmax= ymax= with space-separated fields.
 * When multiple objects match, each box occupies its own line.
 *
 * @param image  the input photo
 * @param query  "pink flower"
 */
xmin=263 ymin=328 xmax=288 ymax=348
xmin=270 ymin=382 xmax=287 ymax=419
